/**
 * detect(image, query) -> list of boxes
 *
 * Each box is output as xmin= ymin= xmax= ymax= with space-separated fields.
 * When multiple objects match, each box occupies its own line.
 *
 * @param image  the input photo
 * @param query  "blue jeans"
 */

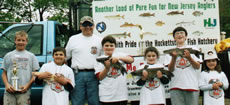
xmin=71 ymin=71 xmax=99 ymax=105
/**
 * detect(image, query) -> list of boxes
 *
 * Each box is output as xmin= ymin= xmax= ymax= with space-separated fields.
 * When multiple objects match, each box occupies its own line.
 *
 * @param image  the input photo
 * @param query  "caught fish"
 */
xmin=96 ymin=56 xmax=127 ymax=75
xmin=108 ymin=32 xmax=131 ymax=39
xmin=139 ymin=12 xmax=155 ymax=17
xmin=176 ymin=20 xmax=195 ymax=26
xmin=120 ymin=22 xmax=142 ymax=30
xmin=105 ymin=14 xmax=125 ymax=19
xmin=163 ymin=48 xmax=201 ymax=57
xmin=155 ymin=21 xmax=165 ymax=26
xmin=192 ymin=31 xmax=203 ymax=36
xmin=33 ymin=72 xmax=57 ymax=84
xmin=140 ymin=31 xmax=157 ymax=39
xmin=192 ymin=11 xmax=203 ymax=17
xmin=167 ymin=11 xmax=184 ymax=16
xmin=131 ymin=65 xmax=174 ymax=81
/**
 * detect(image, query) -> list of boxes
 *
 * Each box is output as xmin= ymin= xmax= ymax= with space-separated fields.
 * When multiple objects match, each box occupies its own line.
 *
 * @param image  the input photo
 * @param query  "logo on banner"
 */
xmin=204 ymin=18 xmax=217 ymax=29
xmin=96 ymin=22 xmax=106 ymax=33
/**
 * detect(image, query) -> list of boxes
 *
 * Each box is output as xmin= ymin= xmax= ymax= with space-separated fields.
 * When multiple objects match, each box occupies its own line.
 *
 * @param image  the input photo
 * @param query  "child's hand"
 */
xmin=37 ymin=72 xmax=52 ymax=80
xmin=104 ymin=60 xmax=111 ymax=70
xmin=54 ymin=75 xmax=67 ymax=85
xmin=183 ymin=49 xmax=191 ymax=59
xmin=216 ymin=82 xmax=223 ymax=87
xmin=212 ymin=83 xmax=220 ymax=90
xmin=19 ymin=84 xmax=30 ymax=93
xmin=170 ymin=51 xmax=177 ymax=58
xmin=5 ymin=83 xmax=15 ymax=93
xmin=157 ymin=71 xmax=163 ymax=78
xmin=111 ymin=57 xmax=119 ymax=64
xmin=142 ymin=70 xmax=148 ymax=80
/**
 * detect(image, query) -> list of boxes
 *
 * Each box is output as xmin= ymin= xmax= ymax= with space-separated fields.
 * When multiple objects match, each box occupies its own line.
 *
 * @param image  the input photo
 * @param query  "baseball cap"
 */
xmin=204 ymin=50 xmax=219 ymax=61
xmin=80 ymin=16 xmax=94 ymax=24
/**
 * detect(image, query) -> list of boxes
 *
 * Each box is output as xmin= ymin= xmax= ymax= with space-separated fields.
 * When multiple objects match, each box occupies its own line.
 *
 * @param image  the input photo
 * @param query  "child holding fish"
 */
xmin=34 ymin=47 xmax=75 ymax=105
xmin=136 ymin=46 xmax=170 ymax=105
xmin=164 ymin=27 xmax=202 ymax=105
xmin=94 ymin=35 xmax=134 ymax=105
xmin=199 ymin=51 xmax=229 ymax=105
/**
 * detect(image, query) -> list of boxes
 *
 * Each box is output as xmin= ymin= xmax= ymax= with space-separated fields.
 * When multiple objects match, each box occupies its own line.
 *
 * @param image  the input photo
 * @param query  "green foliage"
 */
xmin=47 ymin=10 xmax=69 ymax=23
xmin=219 ymin=0 xmax=230 ymax=38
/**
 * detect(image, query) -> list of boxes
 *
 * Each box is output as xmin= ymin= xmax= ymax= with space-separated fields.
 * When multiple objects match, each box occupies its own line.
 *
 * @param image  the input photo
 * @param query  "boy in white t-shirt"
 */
xmin=164 ymin=27 xmax=201 ymax=105
xmin=34 ymin=47 xmax=75 ymax=105
xmin=94 ymin=36 xmax=134 ymax=105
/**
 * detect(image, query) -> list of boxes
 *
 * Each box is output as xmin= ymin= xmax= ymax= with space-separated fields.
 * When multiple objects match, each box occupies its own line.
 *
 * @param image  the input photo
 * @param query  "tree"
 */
xmin=219 ymin=0 xmax=230 ymax=38
xmin=33 ymin=0 xmax=69 ymax=21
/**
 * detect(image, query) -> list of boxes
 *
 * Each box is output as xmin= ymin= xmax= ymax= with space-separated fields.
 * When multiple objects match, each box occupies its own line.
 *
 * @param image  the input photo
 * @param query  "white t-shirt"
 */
xmin=164 ymin=46 xmax=202 ymax=90
xmin=94 ymin=52 xmax=128 ymax=102
xmin=199 ymin=71 xmax=229 ymax=105
xmin=40 ymin=61 xmax=75 ymax=105
xmin=65 ymin=33 xmax=102 ymax=69
xmin=137 ymin=63 xmax=166 ymax=105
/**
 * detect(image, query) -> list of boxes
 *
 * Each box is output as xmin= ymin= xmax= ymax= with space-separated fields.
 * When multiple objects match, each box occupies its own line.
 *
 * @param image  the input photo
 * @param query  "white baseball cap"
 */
xmin=204 ymin=51 xmax=219 ymax=61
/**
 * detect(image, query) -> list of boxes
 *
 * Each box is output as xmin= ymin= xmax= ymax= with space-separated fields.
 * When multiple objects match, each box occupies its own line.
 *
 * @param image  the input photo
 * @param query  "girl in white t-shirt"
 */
xmin=199 ymin=51 xmax=229 ymax=105
xmin=94 ymin=36 xmax=134 ymax=105
xmin=137 ymin=47 xmax=169 ymax=105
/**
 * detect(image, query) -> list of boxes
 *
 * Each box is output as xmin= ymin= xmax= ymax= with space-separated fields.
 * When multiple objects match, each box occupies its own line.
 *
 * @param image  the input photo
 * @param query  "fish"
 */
xmin=192 ymin=31 xmax=203 ymax=36
xmin=107 ymin=32 xmax=131 ymax=39
xmin=139 ymin=12 xmax=155 ymax=17
xmin=163 ymin=48 xmax=201 ymax=57
xmin=104 ymin=14 xmax=125 ymax=19
xmin=96 ymin=56 xmax=127 ymax=75
xmin=33 ymin=72 xmax=56 ymax=84
xmin=176 ymin=20 xmax=195 ymax=26
xmin=192 ymin=11 xmax=203 ymax=17
xmin=131 ymin=65 xmax=174 ymax=81
xmin=140 ymin=31 xmax=157 ymax=39
xmin=167 ymin=11 xmax=184 ymax=16
xmin=155 ymin=21 xmax=165 ymax=26
xmin=120 ymin=22 xmax=142 ymax=30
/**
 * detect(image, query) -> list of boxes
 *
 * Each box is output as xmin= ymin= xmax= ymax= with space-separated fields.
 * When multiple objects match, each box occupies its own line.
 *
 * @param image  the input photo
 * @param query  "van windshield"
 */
xmin=0 ymin=25 xmax=43 ymax=57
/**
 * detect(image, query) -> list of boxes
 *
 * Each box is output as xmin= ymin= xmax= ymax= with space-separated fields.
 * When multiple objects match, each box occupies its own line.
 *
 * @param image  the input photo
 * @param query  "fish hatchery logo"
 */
xmin=204 ymin=18 xmax=217 ymax=29
xmin=96 ymin=22 xmax=106 ymax=33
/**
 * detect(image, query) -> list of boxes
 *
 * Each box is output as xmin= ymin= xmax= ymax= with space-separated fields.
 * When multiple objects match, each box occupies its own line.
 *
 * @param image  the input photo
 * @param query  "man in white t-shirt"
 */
xmin=66 ymin=16 xmax=102 ymax=105
xmin=164 ymin=27 xmax=202 ymax=105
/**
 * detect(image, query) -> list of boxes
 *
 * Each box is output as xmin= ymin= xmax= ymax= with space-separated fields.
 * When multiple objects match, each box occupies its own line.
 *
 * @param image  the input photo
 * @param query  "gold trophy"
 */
xmin=11 ymin=60 xmax=19 ymax=91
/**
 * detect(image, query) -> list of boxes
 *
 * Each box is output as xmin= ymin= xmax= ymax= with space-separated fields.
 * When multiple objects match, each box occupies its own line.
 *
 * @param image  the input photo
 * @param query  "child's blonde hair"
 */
xmin=15 ymin=31 xmax=28 ymax=41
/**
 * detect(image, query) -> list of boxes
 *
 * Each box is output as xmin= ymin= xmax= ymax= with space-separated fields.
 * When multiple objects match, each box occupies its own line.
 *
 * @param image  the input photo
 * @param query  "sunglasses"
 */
xmin=82 ymin=22 xmax=93 ymax=27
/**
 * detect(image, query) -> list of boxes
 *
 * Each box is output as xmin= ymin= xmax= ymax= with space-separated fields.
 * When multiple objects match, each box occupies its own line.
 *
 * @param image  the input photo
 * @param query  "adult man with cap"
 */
xmin=66 ymin=16 xmax=102 ymax=105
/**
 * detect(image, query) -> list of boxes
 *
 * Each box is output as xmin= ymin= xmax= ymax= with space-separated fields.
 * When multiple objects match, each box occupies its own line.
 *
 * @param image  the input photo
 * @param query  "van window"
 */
xmin=55 ymin=24 xmax=69 ymax=47
xmin=0 ymin=25 xmax=43 ymax=57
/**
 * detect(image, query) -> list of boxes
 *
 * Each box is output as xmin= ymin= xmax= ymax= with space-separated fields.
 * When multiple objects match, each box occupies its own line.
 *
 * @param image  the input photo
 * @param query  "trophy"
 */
xmin=11 ymin=60 xmax=19 ymax=91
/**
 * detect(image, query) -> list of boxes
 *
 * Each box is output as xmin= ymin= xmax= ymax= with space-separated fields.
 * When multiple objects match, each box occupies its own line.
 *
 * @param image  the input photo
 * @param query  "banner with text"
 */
xmin=93 ymin=0 xmax=220 ymax=55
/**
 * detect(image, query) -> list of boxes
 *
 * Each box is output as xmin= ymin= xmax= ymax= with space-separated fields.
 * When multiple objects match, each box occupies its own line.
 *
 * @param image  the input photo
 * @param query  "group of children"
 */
xmin=1 ymin=26 xmax=229 ymax=105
